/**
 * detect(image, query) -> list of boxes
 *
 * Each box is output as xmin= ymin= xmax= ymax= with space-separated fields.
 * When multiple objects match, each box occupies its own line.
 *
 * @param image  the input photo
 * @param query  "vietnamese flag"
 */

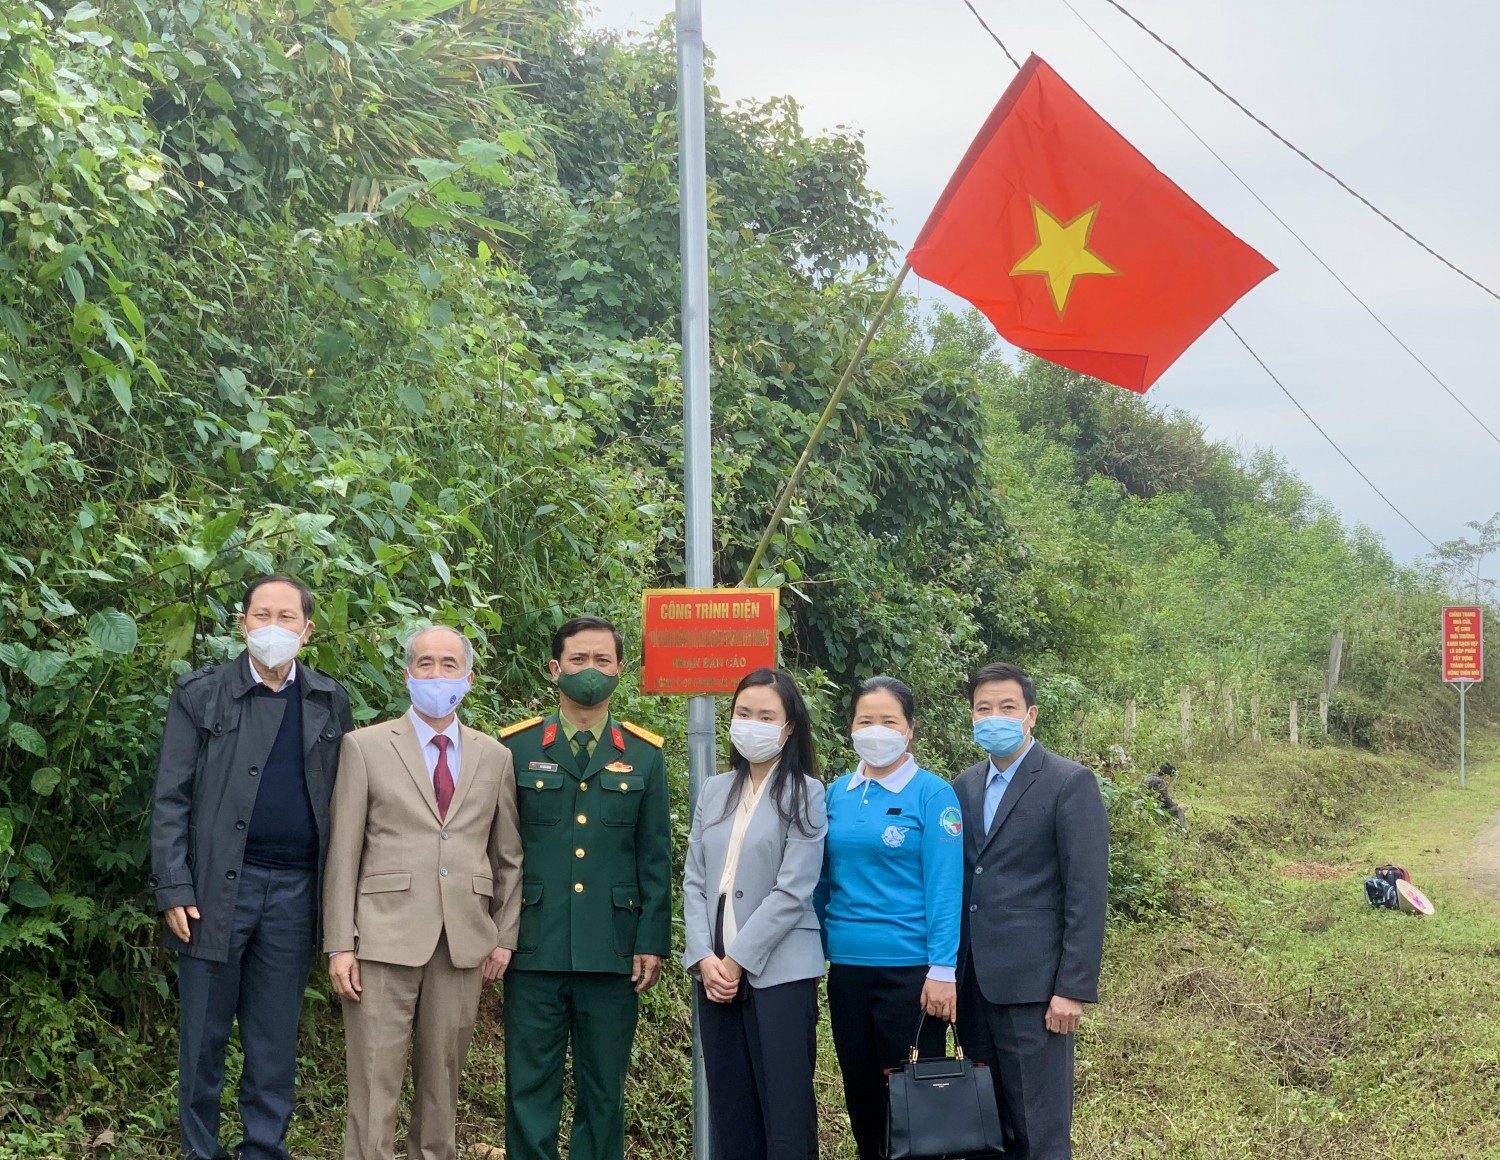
xmin=908 ymin=55 xmax=1275 ymax=393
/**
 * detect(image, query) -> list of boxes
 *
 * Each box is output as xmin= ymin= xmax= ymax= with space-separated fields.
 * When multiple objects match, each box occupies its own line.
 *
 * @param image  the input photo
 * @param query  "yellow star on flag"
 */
xmin=1009 ymin=200 xmax=1118 ymax=314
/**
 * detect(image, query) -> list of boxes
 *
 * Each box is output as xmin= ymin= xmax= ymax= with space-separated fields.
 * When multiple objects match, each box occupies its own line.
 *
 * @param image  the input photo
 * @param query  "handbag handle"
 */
xmin=907 ymin=1010 xmax=965 ymax=1064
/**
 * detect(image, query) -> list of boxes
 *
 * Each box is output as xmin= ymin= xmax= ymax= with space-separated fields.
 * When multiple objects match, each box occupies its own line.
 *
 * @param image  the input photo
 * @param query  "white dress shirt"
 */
xmin=409 ymin=710 xmax=462 ymax=787
xmin=249 ymin=659 xmax=297 ymax=687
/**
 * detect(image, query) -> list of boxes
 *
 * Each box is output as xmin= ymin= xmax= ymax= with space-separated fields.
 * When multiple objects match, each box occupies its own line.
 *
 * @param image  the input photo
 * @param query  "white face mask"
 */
xmin=851 ymin=724 xmax=909 ymax=769
xmin=730 ymin=718 xmax=787 ymax=764
xmin=246 ymin=624 xmax=304 ymax=669
xmin=407 ymin=674 xmax=471 ymax=718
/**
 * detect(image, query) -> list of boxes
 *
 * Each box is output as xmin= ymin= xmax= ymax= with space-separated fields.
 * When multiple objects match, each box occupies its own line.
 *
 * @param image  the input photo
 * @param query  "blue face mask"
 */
xmin=407 ymin=674 xmax=471 ymax=718
xmin=973 ymin=714 xmax=1028 ymax=757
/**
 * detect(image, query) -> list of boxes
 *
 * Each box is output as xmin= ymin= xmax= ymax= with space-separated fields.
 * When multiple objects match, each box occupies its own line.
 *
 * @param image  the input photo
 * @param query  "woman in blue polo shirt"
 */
xmin=817 ymin=675 xmax=964 ymax=1160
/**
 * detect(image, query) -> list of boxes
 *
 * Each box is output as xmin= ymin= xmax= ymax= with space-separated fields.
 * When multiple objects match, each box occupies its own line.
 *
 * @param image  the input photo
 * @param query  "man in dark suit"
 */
xmin=953 ymin=662 xmax=1108 ymax=1160
xmin=151 ymin=574 xmax=353 ymax=1160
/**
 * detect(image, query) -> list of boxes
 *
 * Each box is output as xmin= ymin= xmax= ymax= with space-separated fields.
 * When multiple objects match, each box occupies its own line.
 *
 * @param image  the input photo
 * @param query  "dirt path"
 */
xmin=1467 ymin=806 xmax=1500 ymax=903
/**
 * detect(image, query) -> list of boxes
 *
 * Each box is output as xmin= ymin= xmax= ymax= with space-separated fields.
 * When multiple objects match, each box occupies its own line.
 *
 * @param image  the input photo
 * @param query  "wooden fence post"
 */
xmin=1289 ymin=699 xmax=1299 ymax=746
xmin=1319 ymin=691 xmax=1330 ymax=733
xmin=1223 ymin=687 xmax=1235 ymax=737
xmin=1124 ymin=698 xmax=1136 ymax=736
xmin=1251 ymin=694 xmax=1262 ymax=743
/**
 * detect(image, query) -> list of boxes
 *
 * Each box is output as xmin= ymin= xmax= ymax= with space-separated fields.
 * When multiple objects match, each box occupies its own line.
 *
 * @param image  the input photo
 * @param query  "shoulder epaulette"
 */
xmin=175 ymin=662 xmax=217 ymax=687
xmin=621 ymin=720 xmax=664 ymax=748
xmin=499 ymin=716 xmax=544 ymax=739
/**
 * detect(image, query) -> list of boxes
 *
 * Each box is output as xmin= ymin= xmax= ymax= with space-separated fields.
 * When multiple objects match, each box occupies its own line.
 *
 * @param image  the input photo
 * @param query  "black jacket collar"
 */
xmin=226 ymin=650 xmax=339 ymax=699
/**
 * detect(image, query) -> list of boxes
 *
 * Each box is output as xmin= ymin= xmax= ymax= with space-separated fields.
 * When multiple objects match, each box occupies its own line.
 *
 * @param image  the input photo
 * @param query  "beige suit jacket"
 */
xmin=323 ymin=714 xmax=523 ymax=969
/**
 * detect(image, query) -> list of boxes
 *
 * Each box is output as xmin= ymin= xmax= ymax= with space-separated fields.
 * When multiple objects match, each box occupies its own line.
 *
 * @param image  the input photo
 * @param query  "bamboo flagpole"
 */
xmin=740 ymin=262 xmax=910 ymax=585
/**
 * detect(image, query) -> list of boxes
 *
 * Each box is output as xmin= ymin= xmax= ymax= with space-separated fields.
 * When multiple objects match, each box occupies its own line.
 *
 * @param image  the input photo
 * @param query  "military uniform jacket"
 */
xmin=501 ymin=710 xmax=672 ymax=973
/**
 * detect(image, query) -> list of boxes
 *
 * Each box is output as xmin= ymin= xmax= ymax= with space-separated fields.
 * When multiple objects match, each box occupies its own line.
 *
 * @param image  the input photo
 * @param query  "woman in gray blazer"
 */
xmin=683 ymin=667 xmax=828 ymax=1160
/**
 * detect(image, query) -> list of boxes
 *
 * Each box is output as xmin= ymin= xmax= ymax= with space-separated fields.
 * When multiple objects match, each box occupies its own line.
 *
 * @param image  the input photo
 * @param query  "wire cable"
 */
xmin=1222 ymin=319 xmax=1436 ymax=549
xmin=960 ymin=0 xmax=1021 ymax=70
xmin=1096 ymin=0 xmax=1500 ymax=307
xmin=1056 ymin=0 xmax=1500 ymax=448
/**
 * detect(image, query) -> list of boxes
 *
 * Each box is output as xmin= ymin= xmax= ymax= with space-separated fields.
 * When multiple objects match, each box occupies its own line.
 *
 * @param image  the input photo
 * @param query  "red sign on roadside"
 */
xmin=640 ymin=588 xmax=780 ymax=696
xmin=1442 ymin=606 xmax=1484 ymax=684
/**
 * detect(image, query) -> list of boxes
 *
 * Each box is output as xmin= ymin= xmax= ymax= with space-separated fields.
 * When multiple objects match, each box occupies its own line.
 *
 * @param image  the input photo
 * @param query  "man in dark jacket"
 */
xmin=954 ymin=662 xmax=1109 ymax=1160
xmin=150 ymin=574 xmax=353 ymax=1160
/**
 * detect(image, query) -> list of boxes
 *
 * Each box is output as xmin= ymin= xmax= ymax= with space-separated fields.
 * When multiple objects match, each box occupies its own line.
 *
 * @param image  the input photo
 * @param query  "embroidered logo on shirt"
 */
xmin=940 ymin=807 xmax=963 ymax=837
xmin=882 ymin=825 xmax=909 ymax=848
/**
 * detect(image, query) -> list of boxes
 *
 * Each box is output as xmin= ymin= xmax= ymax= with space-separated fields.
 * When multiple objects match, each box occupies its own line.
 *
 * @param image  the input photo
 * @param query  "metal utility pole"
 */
xmin=1460 ymin=681 xmax=1468 ymax=788
xmin=676 ymin=2 xmax=714 ymax=1157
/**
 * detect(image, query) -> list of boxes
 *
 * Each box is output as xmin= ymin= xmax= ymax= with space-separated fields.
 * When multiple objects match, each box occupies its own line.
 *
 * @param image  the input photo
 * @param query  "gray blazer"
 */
xmin=954 ymin=743 xmax=1109 ymax=1005
xmin=682 ymin=771 xmax=827 ymax=989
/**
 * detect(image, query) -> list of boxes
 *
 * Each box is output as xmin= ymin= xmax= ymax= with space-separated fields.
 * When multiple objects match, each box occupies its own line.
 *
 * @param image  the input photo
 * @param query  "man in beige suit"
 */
xmin=324 ymin=625 xmax=523 ymax=1160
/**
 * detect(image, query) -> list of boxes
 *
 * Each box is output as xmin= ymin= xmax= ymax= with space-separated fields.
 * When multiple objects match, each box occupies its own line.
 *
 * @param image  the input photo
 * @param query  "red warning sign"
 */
xmin=1442 ymin=606 xmax=1483 ymax=684
xmin=640 ymin=589 xmax=780 ymax=696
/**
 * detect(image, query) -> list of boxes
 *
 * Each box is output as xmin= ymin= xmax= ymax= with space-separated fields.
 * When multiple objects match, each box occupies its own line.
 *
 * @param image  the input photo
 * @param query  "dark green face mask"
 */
xmin=557 ymin=666 xmax=619 ymax=707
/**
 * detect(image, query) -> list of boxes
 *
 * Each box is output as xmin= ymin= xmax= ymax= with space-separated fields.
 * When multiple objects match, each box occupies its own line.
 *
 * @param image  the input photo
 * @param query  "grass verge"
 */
xmin=1075 ymin=737 xmax=1500 ymax=1159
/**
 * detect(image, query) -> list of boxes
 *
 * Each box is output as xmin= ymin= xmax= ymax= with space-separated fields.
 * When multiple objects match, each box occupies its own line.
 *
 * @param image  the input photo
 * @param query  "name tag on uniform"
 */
xmin=528 ymin=761 xmax=560 ymax=772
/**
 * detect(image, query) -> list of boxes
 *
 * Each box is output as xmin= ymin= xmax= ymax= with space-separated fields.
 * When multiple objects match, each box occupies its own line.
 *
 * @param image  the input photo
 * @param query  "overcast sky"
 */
xmin=582 ymin=0 xmax=1500 ymax=565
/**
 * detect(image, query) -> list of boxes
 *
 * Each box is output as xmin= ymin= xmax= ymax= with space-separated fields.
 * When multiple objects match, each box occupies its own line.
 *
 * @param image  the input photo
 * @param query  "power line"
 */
xmin=959 ymin=0 xmax=1020 ymax=70
xmin=1096 ymin=0 xmax=1500 ymax=307
xmin=1055 ymin=0 xmax=1500 ymax=449
xmin=1222 ymin=318 xmax=1436 ymax=549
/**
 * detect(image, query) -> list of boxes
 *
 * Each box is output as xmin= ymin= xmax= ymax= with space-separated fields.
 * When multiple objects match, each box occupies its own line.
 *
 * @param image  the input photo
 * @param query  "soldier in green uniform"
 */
xmin=499 ymin=615 xmax=672 ymax=1160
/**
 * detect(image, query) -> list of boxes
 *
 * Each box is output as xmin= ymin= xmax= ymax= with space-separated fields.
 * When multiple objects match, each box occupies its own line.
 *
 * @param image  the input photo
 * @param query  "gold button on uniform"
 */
xmin=575 ymin=848 xmax=586 ymax=859
xmin=535 ymin=779 xmax=545 ymax=789
xmin=577 ymin=814 xmax=587 ymax=824
xmin=574 ymin=882 xmax=584 ymax=893
xmin=580 ymin=782 xmax=589 ymax=792
xmin=619 ymin=781 xmax=629 ymax=790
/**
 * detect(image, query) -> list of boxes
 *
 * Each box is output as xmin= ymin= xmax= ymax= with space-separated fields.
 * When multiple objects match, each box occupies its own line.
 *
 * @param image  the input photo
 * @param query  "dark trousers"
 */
xmin=698 ymin=977 xmax=820 ymax=1160
xmin=957 ymin=965 xmax=1075 ymax=1160
xmin=176 ymin=863 xmax=317 ymax=1160
xmin=827 ymin=964 xmax=948 ymax=1160
xmin=502 ymin=969 xmax=640 ymax=1160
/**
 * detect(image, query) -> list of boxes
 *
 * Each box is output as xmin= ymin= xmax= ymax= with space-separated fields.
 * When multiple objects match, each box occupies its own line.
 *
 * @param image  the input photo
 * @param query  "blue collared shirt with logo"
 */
xmin=816 ymin=757 xmax=964 ymax=974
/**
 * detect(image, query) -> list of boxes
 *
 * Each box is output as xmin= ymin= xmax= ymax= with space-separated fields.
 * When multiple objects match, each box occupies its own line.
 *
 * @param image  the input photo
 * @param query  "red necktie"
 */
xmin=431 ymin=734 xmax=454 ymax=820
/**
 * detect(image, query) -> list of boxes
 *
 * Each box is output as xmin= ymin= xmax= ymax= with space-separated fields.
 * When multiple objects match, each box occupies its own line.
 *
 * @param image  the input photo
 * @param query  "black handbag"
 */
xmin=885 ymin=1015 xmax=1004 ymax=1159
